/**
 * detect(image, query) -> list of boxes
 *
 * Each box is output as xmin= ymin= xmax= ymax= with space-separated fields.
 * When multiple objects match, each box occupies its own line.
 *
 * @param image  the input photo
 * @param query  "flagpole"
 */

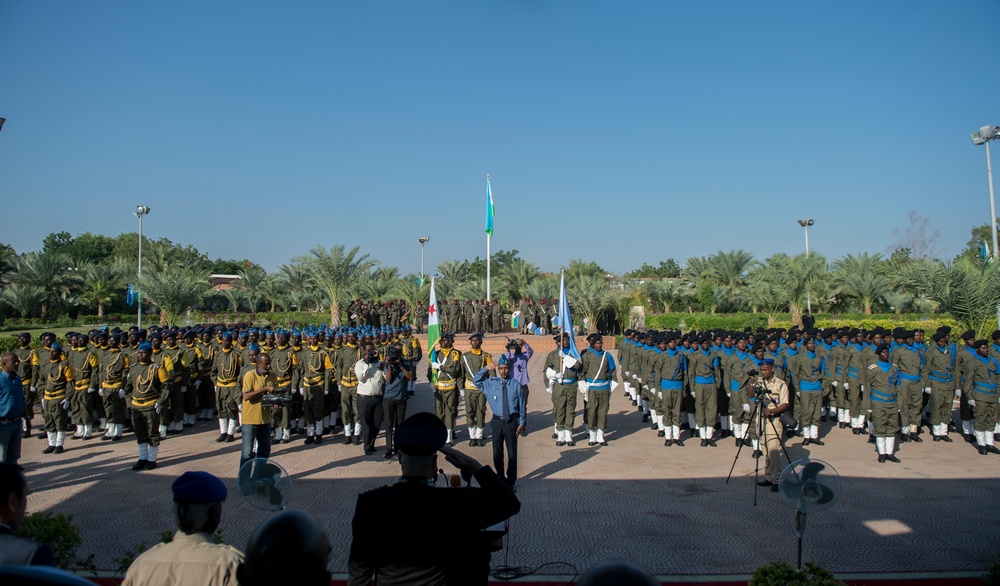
xmin=486 ymin=173 xmax=492 ymax=301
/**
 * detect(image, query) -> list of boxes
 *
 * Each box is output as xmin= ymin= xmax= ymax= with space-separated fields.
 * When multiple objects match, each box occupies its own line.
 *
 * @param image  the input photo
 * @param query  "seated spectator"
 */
xmin=0 ymin=463 xmax=55 ymax=566
xmin=237 ymin=510 xmax=331 ymax=586
xmin=123 ymin=471 xmax=243 ymax=586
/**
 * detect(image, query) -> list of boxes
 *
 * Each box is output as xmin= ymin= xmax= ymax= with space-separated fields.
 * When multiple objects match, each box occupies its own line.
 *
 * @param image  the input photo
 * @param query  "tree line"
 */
xmin=1 ymin=220 xmax=998 ymax=336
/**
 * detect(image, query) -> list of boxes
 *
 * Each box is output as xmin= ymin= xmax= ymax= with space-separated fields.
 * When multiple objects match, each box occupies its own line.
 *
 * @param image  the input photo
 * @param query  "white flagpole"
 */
xmin=486 ymin=173 xmax=492 ymax=301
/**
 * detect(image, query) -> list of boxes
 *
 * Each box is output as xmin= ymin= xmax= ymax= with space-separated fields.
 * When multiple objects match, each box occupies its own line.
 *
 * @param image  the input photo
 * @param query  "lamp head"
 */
xmin=135 ymin=205 xmax=151 ymax=216
xmin=797 ymin=219 xmax=815 ymax=227
xmin=418 ymin=237 xmax=430 ymax=244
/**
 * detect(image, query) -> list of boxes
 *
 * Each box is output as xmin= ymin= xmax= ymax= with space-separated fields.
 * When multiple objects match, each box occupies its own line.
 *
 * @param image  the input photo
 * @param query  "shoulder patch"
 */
xmin=868 ymin=364 xmax=878 ymax=370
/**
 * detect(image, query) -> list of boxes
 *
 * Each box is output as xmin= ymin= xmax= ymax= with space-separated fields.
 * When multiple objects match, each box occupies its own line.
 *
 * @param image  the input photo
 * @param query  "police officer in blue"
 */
xmin=474 ymin=355 xmax=526 ymax=492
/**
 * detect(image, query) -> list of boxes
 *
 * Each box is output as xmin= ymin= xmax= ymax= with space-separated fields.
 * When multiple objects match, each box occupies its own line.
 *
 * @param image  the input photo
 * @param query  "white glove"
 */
xmin=743 ymin=403 xmax=751 ymax=413
xmin=194 ymin=380 xmax=202 ymax=389
xmin=545 ymin=367 xmax=558 ymax=381
xmin=299 ymin=387 xmax=305 ymax=396
xmin=87 ymin=387 xmax=96 ymax=394
xmin=643 ymin=384 xmax=649 ymax=391
xmin=866 ymin=408 xmax=873 ymax=413
xmin=657 ymin=391 xmax=663 ymax=399
xmin=30 ymin=386 xmax=36 ymax=393
xmin=831 ymin=381 xmax=838 ymax=388
xmin=581 ymin=390 xmax=589 ymax=402
xmin=923 ymin=387 xmax=932 ymax=395
xmin=969 ymin=399 xmax=977 ymax=407
xmin=61 ymin=399 xmax=69 ymax=409
xmin=155 ymin=404 xmax=162 ymax=414
xmin=324 ymin=389 xmax=329 ymax=396
xmin=180 ymin=385 xmax=187 ymax=393
xmin=625 ymin=371 xmax=631 ymax=377
xmin=843 ymin=383 xmax=850 ymax=390
xmin=546 ymin=384 xmax=553 ymax=394
xmin=955 ymin=389 xmax=962 ymax=398
xmin=431 ymin=362 xmax=441 ymax=370
xmin=118 ymin=389 xmax=126 ymax=398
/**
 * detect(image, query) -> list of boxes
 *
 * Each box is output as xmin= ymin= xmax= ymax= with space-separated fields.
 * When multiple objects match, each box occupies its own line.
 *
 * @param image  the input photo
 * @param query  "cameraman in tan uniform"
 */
xmin=749 ymin=358 xmax=789 ymax=491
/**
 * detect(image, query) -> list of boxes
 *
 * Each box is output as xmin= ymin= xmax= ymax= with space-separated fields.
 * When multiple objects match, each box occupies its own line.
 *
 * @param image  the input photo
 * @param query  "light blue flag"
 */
xmin=485 ymin=175 xmax=495 ymax=237
xmin=982 ymin=240 xmax=990 ymax=262
xmin=554 ymin=270 xmax=580 ymax=360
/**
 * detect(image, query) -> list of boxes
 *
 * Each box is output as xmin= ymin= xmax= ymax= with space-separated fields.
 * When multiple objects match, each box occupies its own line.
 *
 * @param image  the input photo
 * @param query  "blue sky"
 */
xmin=2 ymin=1 xmax=998 ymax=275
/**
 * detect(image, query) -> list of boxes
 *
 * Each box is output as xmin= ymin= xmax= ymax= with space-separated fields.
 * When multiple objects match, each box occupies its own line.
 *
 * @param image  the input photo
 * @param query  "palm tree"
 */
xmin=925 ymin=258 xmax=1000 ymax=337
xmin=524 ymin=276 xmax=559 ymax=305
xmin=833 ymin=253 xmax=887 ymax=314
xmin=220 ymin=288 xmax=248 ymax=312
xmin=390 ymin=276 xmax=430 ymax=325
xmin=455 ymin=278 xmax=488 ymax=300
xmin=259 ymin=278 xmax=288 ymax=312
xmin=707 ymin=249 xmax=755 ymax=311
xmin=744 ymin=262 xmax=791 ymax=324
xmin=9 ymin=252 xmax=81 ymax=319
xmin=139 ymin=267 xmax=213 ymax=325
xmin=0 ymin=284 xmax=48 ymax=318
xmin=79 ymin=260 xmax=130 ymax=318
xmin=568 ymin=274 xmax=610 ymax=334
xmin=566 ymin=259 xmax=605 ymax=281
xmin=496 ymin=258 xmax=541 ymax=303
xmin=295 ymin=245 xmax=377 ymax=326
xmin=436 ymin=259 xmax=470 ymax=285
xmin=642 ymin=279 xmax=694 ymax=313
xmin=235 ymin=267 xmax=269 ymax=312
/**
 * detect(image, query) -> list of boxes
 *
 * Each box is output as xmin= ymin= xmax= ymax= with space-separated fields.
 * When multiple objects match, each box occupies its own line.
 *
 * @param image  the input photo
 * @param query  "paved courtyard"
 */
xmin=17 ymin=336 xmax=1000 ymax=581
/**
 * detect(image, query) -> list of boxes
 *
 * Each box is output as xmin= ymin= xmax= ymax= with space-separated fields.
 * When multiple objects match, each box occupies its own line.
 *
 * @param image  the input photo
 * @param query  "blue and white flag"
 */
xmin=982 ymin=240 xmax=990 ymax=262
xmin=126 ymin=284 xmax=136 ymax=306
xmin=553 ymin=270 xmax=580 ymax=360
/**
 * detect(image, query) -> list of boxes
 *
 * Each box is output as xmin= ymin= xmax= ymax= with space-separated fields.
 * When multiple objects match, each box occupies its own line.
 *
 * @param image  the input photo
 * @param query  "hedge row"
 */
xmin=643 ymin=313 xmax=959 ymax=333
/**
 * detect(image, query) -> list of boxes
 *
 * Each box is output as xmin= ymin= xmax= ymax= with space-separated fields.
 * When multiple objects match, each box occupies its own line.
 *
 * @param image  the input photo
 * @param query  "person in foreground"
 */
xmin=347 ymin=412 xmax=521 ymax=586
xmin=0 ymin=463 xmax=55 ymax=566
xmin=237 ymin=510 xmax=331 ymax=586
xmin=123 ymin=471 xmax=244 ymax=586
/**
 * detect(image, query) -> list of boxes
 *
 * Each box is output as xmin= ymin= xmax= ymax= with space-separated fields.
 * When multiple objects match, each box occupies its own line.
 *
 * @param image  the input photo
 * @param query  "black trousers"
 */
xmin=383 ymin=397 xmax=407 ymax=452
xmin=357 ymin=394 xmax=383 ymax=451
xmin=490 ymin=415 xmax=519 ymax=486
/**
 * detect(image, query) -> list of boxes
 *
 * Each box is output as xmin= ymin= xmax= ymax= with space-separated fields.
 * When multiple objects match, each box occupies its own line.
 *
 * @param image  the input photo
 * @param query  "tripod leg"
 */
xmin=725 ymin=419 xmax=752 ymax=484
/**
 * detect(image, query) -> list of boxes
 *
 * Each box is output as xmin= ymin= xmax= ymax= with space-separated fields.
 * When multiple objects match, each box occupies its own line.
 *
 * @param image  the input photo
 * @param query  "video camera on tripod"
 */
xmin=261 ymin=393 xmax=294 ymax=408
xmin=747 ymin=375 xmax=798 ymax=430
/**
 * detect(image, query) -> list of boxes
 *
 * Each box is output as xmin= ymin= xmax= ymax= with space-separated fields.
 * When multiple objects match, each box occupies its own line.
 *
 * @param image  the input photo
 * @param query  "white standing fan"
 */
xmin=778 ymin=458 xmax=841 ymax=568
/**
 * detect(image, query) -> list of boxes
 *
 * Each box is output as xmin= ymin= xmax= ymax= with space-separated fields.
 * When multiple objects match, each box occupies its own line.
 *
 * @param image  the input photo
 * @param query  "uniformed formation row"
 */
xmin=13 ymin=324 xmax=425 ymax=467
xmin=426 ymin=298 xmax=507 ymax=334
xmin=617 ymin=324 xmax=1000 ymax=460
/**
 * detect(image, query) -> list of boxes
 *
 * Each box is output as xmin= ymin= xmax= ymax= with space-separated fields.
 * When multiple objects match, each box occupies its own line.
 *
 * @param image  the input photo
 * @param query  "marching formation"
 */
xmin=617 ymin=324 xmax=1000 ymax=464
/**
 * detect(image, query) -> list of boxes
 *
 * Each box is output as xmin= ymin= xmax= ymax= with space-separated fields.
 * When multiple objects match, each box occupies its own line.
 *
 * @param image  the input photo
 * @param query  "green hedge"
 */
xmin=643 ymin=312 xmax=959 ymax=333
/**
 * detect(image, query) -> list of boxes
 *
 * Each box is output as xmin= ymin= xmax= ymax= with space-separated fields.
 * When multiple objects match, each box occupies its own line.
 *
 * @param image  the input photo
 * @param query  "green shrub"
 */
xmin=749 ymin=561 xmax=845 ymax=586
xmin=17 ymin=512 xmax=83 ymax=569
xmin=645 ymin=314 xmax=685 ymax=330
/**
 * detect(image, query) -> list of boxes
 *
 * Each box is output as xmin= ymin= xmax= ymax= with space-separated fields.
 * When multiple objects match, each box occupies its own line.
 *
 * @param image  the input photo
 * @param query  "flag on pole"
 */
xmin=982 ymin=240 xmax=990 ymax=262
xmin=126 ymin=284 xmax=136 ymax=306
xmin=427 ymin=277 xmax=440 ymax=384
xmin=485 ymin=175 xmax=495 ymax=237
xmin=554 ymin=270 xmax=581 ymax=360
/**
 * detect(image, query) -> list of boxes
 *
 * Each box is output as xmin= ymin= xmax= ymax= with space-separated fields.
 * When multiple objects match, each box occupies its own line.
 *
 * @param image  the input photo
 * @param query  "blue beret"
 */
xmin=222 ymin=331 xmax=233 ymax=339
xmin=137 ymin=342 xmax=152 ymax=351
xmin=149 ymin=333 xmax=162 ymax=341
xmin=291 ymin=329 xmax=301 ymax=336
xmin=277 ymin=328 xmax=289 ymax=336
xmin=248 ymin=328 xmax=259 ymax=334
xmin=172 ymin=471 xmax=227 ymax=504
xmin=238 ymin=331 xmax=248 ymax=338
xmin=394 ymin=412 xmax=447 ymax=457
xmin=248 ymin=343 xmax=260 ymax=351
xmin=265 ymin=329 xmax=274 ymax=336
xmin=497 ymin=355 xmax=509 ymax=366
xmin=762 ymin=358 xmax=775 ymax=365
xmin=50 ymin=343 xmax=62 ymax=351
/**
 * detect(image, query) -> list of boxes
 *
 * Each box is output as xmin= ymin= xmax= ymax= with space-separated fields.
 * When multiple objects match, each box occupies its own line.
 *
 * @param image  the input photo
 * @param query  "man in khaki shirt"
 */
xmin=124 ymin=471 xmax=243 ymax=586
xmin=748 ymin=358 xmax=789 ymax=490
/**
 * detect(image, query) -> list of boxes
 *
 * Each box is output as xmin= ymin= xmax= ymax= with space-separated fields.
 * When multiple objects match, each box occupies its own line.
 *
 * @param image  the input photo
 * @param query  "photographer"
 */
xmin=354 ymin=342 xmax=386 ymax=456
xmin=240 ymin=354 xmax=276 ymax=471
xmin=382 ymin=342 xmax=414 ymax=459
xmin=747 ymin=358 xmax=789 ymax=492
xmin=502 ymin=338 xmax=533 ymax=435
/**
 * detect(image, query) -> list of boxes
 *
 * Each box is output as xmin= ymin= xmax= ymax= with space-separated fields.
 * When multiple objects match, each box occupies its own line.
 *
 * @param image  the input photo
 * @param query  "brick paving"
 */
xmin=16 ymin=334 xmax=1000 ymax=579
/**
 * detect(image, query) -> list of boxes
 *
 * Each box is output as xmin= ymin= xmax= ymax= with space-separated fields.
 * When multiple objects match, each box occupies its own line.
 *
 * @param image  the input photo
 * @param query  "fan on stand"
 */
xmin=238 ymin=458 xmax=292 ymax=512
xmin=778 ymin=458 xmax=841 ymax=569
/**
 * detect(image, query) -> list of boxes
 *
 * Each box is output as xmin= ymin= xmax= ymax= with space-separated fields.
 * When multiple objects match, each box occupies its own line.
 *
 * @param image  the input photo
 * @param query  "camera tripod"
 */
xmin=725 ymin=379 xmax=794 ymax=506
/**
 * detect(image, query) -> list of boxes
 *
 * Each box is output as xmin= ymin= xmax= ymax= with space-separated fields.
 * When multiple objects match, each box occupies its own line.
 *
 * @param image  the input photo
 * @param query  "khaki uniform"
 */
xmin=752 ymin=376 xmax=789 ymax=483
xmin=40 ymin=358 xmax=73 ymax=434
xmin=122 ymin=531 xmax=244 ymax=586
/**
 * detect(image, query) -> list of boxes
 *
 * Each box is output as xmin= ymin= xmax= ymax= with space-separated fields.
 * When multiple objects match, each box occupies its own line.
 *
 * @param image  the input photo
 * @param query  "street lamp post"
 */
xmin=418 ymin=237 xmax=430 ymax=284
xmin=972 ymin=125 xmax=1000 ymax=260
xmin=134 ymin=205 xmax=150 ymax=327
xmin=796 ymin=218 xmax=815 ymax=313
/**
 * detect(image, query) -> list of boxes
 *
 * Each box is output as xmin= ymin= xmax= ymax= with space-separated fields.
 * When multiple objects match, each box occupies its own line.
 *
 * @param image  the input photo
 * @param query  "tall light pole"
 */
xmin=797 ymin=218 xmax=815 ymax=313
xmin=134 ymin=205 xmax=150 ymax=327
xmin=418 ymin=237 xmax=430 ymax=284
xmin=972 ymin=125 xmax=1000 ymax=260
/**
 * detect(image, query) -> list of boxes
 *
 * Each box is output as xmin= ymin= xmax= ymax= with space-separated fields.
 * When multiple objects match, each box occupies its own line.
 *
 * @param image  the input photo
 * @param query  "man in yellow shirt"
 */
xmin=241 ymin=354 xmax=276 ymax=471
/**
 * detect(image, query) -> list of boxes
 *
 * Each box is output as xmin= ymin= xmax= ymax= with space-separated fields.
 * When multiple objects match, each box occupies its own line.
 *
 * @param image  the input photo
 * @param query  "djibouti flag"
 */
xmin=485 ymin=174 xmax=494 ymax=237
xmin=427 ymin=277 xmax=440 ymax=384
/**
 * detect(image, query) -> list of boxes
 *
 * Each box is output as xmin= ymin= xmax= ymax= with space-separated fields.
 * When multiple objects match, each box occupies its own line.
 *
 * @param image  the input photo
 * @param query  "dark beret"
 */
xmin=395 ymin=412 xmax=447 ymax=457
xmin=172 ymin=471 xmax=227 ymax=504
